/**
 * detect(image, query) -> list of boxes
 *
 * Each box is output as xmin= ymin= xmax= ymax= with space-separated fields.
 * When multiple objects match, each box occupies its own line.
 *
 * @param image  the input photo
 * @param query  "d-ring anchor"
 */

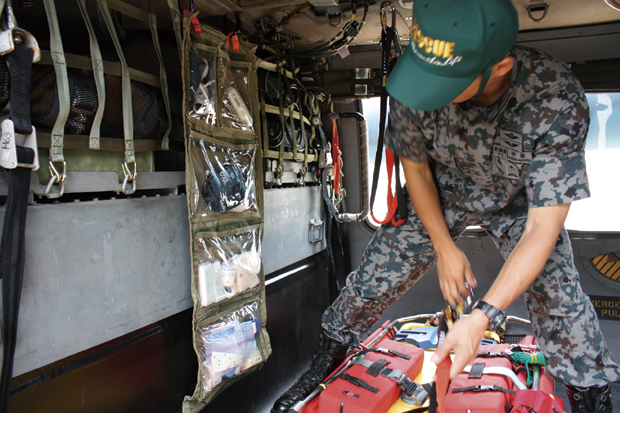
xmin=527 ymin=4 xmax=548 ymax=22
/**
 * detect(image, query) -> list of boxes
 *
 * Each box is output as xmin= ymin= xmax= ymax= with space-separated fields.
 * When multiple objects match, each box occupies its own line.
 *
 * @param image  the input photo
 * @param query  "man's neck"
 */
xmin=469 ymin=70 xmax=511 ymax=108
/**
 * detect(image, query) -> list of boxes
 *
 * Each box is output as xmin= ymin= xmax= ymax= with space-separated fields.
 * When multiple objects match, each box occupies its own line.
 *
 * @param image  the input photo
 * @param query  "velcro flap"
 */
xmin=366 ymin=359 xmax=390 ymax=377
xmin=468 ymin=362 xmax=485 ymax=379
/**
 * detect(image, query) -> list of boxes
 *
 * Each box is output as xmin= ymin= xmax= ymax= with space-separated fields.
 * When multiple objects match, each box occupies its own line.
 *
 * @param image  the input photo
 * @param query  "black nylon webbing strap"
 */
xmin=339 ymin=373 xmax=379 ymax=393
xmin=0 ymin=146 xmax=35 ymax=412
xmin=369 ymin=23 xmax=406 ymax=225
xmin=6 ymin=42 xmax=34 ymax=136
xmin=451 ymin=385 xmax=516 ymax=395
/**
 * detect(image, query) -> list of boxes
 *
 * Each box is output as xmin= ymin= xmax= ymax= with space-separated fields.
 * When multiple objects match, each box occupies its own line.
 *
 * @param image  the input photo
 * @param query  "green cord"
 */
xmin=508 ymin=351 xmax=546 ymax=387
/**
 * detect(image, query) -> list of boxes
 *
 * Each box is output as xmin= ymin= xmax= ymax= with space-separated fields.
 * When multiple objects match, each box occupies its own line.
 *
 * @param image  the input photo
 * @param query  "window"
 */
xmin=362 ymin=93 xmax=620 ymax=232
xmin=361 ymin=97 xmax=400 ymax=227
xmin=565 ymin=92 xmax=620 ymax=231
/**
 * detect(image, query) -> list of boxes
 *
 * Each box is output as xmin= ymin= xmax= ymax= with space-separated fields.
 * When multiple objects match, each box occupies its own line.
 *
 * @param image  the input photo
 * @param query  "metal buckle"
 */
xmin=1 ymin=119 xmax=39 ymax=170
xmin=45 ymin=160 xmax=66 ymax=199
xmin=0 ymin=27 xmax=41 ymax=61
xmin=121 ymin=161 xmax=137 ymax=195
xmin=398 ymin=376 xmax=428 ymax=405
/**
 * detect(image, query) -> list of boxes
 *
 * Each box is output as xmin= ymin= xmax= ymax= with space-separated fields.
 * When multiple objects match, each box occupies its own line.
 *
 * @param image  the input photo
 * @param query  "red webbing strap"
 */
xmin=434 ymin=356 xmax=452 ymax=413
xmin=370 ymin=149 xmax=405 ymax=226
xmin=332 ymin=118 xmax=342 ymax=195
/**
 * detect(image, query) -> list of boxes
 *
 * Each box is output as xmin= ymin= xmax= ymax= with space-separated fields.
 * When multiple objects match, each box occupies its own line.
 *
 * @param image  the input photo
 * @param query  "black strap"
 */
xmin=366 ymin=359 xmax=389 ymax=377
xmin=451 ymin=385 xmax=516 ymax=395
xmin=375 ymin=347 xmax=410 ymax=360
xmin=6 ymin=42 xmax=34 ymax=136
xmin=1 ymin=146 xmax=35 ymax=412
xmin=476 ymin=352 xmax=513 ymax=359
xmin=369 ymin=22 xmax=406 ymax=225
xmin=1 ymin=36 xmax=36 ymax=412
xmin=339 ymin=373 xmax=379 ymax=393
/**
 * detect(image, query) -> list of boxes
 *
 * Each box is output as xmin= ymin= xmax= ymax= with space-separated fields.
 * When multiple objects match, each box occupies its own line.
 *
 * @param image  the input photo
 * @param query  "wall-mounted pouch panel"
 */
xmin=184 ymin=299 xmax=270 ymax=411
xmin=188 ymin=132 xmax=259 ymax=220
xmin=180 ymin=13 xmax=269 ymax=413
xmin=188 ymin=45 xmax=218 ymax=126
xmin=219 ymin=53 xmax=254 ymax=133
xmin=192 ymin=225 xmax=262 ymax=313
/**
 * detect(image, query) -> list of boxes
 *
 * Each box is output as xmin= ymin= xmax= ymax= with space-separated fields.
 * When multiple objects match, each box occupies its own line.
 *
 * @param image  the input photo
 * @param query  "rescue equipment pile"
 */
xmin=296 ymin=310 xmax=565 ymax=413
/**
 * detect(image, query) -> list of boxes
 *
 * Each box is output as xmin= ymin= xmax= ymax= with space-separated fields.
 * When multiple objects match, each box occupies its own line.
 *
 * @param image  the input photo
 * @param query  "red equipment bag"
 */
xmin=442 ymin=336 xmax=563 ymax=413
xmin=511 ymin=389 xmax=565 ymax=413
xmin=316 ymin=337 xmax=424 ymax=413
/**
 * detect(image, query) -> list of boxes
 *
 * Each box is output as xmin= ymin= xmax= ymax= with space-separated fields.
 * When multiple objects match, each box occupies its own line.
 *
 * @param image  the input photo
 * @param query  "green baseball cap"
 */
xmin=386 ymin=0 xmax=519 ymax=111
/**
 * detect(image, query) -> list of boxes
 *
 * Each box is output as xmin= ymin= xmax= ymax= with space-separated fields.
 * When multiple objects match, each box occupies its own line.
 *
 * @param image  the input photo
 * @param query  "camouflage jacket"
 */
xmin=385 ymin=45 xmax=590 ymax=236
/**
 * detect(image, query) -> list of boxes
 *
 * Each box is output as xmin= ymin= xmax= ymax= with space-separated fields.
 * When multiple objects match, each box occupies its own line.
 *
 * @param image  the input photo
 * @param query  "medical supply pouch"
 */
xmin=317 ymin=337 xmax=424 ymax=413
xmin=443 ymin=338 xmax=560 ymax=413
xmin=181 ymin=13 xmax=271 ymax=414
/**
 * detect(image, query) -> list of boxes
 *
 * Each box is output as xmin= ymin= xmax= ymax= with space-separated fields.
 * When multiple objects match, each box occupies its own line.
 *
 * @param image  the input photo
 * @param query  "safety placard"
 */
xmin=588 ymin=295 xmax=620 ymax=321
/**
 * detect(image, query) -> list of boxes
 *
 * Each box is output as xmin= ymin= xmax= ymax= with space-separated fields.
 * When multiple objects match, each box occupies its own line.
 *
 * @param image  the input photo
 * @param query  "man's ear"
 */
xmin=492 ymin=55 xmax=514 ymax=77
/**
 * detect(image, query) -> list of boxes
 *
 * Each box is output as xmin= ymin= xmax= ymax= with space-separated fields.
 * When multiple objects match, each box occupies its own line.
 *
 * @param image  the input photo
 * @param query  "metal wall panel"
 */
xmin=262 ymin=187 xmax=326 ymax=276
xmin=1 ymin=194 xmax=192 ymax=376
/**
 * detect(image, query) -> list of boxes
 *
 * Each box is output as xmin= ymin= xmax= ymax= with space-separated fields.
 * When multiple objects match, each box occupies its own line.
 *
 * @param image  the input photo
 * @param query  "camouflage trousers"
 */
xmin=321 ymin=203 xmax=620 ymax=388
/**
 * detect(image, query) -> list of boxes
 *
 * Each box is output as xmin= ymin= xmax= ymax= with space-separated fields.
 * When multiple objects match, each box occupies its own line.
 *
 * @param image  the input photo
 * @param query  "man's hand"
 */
xmin=431 ymin=310 xmax=489 ymax=379
xmin=437 ymin=243 xmax=477 ymax=307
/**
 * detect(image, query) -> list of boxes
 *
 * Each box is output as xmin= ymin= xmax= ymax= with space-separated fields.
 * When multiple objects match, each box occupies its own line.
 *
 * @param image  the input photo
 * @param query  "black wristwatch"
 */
xmin=473 ymin=300 xmax=506 ymax=331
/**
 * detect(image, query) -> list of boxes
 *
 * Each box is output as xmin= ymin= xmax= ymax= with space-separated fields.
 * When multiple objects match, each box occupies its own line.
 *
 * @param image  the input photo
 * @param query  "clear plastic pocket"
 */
xmin=195 ymin=301 xmax=263 ymax=398
xmin=189 ymin=134 xmax=257 ymax=218
xmin=188 ymin=46 xmax=217 ymax=125
xmin=195 ymin=228 xmax=261 ymax=308
xmin=219 ymin=55 xmax=254 ymax=132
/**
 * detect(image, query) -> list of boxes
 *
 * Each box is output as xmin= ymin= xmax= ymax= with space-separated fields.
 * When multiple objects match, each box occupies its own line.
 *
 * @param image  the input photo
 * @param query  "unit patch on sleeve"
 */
xmin=491 ymin=130 xmax=532 ymax=180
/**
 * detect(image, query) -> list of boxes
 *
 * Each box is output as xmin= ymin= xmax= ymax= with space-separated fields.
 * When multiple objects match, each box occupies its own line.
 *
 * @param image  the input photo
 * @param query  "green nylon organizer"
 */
xmin=180 ymin=15 xmax=271 ymax=413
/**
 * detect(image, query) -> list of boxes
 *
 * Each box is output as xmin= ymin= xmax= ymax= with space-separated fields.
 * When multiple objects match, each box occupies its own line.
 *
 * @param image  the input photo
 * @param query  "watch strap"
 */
xmin=474 ymin=300 xmax=506 ymax=330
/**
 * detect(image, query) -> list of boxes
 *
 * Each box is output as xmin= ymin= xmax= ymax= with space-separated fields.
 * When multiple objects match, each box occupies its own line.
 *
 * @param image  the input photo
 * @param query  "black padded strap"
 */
xmin=6 ymin=42 xmax=34 ymax=135
xmin=1 ymin=146 xmax=35 ymax=412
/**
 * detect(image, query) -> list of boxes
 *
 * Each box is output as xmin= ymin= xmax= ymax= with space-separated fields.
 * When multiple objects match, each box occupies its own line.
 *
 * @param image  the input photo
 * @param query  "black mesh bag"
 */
xmin=0 ymin=57 xmax=9 ymax=112
xmin=30 ymin=62 xmax=168 ymax=140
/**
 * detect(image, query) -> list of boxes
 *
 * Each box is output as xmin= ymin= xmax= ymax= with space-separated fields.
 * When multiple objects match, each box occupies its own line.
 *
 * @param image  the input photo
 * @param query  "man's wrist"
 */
xmin=470 ymin=308 xmax=492 ymax=329
xmin=473 ymin=300 xmax=507 ymax=331
xmin=434 ymin=238 xmax=458 ymax=257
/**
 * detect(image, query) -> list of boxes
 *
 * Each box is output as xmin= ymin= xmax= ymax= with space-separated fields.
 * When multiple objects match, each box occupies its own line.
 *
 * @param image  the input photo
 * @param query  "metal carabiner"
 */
xmin=297 ymin=166 xmax=308 ymax=186
xmin=2 ymin=0 xmax=17 ymax=31
xmin=45 ymin=160 xmax=66 ymax=199
xmin=380 ymin=1 xmax=395 ymax=30
xmin=121 ymin=161 xmax=137 ymax=195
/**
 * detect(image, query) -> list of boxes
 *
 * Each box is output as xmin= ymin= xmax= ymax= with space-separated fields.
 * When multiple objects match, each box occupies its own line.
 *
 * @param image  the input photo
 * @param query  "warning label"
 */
xmin=589 ymin=295 xmax=620 ymax=321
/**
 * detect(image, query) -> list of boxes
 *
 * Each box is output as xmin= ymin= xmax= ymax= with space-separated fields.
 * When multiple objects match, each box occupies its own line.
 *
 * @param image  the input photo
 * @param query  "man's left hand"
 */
xmin=431 ymin=310 xmax=490 ymax=379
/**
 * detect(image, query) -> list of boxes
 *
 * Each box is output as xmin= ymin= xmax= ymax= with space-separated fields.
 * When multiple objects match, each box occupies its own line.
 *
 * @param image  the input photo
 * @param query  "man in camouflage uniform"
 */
xmin=272 ymin=0 xmax=619 ymax=413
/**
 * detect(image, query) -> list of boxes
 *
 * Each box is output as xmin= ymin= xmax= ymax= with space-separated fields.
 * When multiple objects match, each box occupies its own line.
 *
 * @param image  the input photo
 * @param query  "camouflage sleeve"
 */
xmin=526 ymin=92 xmax=590 ymax=208
xmin=384 ymin=97 xmax=430 ymax=163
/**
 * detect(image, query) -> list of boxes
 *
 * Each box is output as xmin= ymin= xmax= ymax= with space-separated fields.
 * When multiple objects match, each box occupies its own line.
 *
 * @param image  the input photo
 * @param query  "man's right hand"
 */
xmin=400 ymin=157 xmax=477 ymax=307
xmin=436 ymin=243 xmax=477 ymax=307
